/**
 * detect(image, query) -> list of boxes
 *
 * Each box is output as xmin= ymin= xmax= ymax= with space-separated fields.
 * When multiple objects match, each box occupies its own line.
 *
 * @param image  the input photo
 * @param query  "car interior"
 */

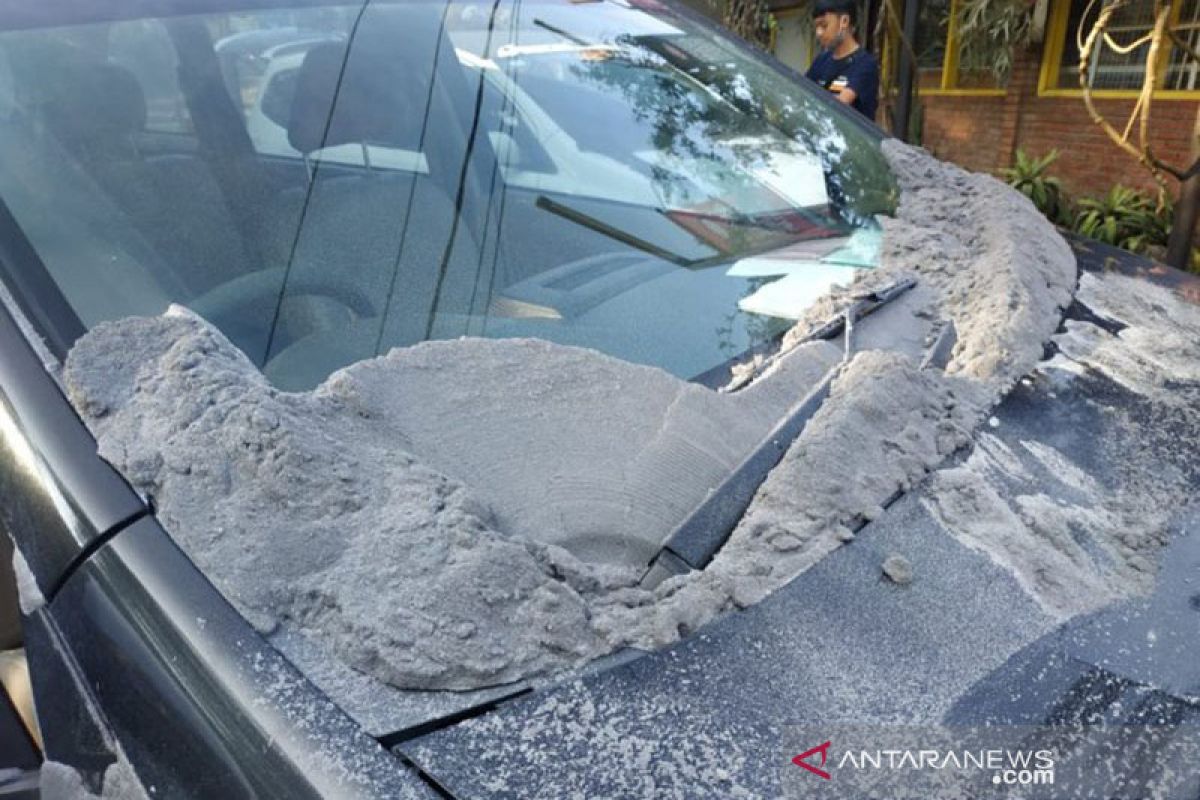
xmin=0 ymin=1 xmax=872 ymax=392
xmin=0 ymin=7 xmax=487 ymax=379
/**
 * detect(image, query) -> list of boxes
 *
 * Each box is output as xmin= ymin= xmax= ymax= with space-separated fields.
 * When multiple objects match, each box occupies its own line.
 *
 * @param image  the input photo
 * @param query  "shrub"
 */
xmin=1072 ymin=185 xmax=1171 ymax=254
xmin=1001 ymin=151 xmax=1196 ymax=270
xmin=1000 ymin=149 xmax=1070 ymax=226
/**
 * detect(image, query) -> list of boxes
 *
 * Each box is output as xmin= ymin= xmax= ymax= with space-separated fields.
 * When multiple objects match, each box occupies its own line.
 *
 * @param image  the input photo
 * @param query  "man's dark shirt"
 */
xmin=805 ymin=47 xmax=879 ymax=121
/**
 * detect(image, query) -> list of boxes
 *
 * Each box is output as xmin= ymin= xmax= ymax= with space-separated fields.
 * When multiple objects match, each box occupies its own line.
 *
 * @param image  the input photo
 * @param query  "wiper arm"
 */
xmin=725 ymin=207 xmax=848 ymax=236
xmin=722 ymin=276 xmax=918 ymax=392
xmin=535 ymin=195 xmax=700 ymax=267
xmin=641 ymin=277 xmax=920 ymax=587
xmin=838 ymin=277 xmax=918 ymax=361
xmin=806 ymin=277 xmax=917 ymax=344
xmin=532 ymin=18 xmax=590 ymax=45
xmin=642 ymin=365 xmax=839 ymax=586
xmin=537 ymin=196 xmax=843 ymax=273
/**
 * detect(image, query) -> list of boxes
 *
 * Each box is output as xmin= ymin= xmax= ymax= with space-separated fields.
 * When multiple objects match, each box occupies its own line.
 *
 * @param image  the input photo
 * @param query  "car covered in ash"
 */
xmin=0 ymin=0 xmax=1199 ymax=798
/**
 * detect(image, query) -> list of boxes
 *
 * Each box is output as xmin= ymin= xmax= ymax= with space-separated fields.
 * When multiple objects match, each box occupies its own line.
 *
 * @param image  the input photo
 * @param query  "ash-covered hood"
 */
xmin=398 ymin=251 xmax=1200 ymax=799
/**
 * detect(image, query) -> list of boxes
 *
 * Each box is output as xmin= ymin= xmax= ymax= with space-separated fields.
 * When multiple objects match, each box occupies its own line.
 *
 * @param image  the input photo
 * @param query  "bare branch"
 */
xmin=1077 ymin=0 xmax=1191 ymax=186
xmin=1121 ymin=89 xmax=1147 ymax=142
xmin=1102 ymin=30 xmax=1155 ymax=54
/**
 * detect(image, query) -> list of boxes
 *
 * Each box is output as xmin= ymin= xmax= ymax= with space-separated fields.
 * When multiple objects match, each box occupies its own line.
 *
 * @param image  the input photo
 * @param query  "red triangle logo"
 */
xmin=792 ymin=740 xmax=832 ymax=780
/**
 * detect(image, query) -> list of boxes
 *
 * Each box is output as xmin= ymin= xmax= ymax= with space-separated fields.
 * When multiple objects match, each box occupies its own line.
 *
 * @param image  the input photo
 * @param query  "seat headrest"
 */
xmin=40 ymin=59 xmax=147 ymax=156
xmin=288 ymin=40 xmax=396 ymax=155
xmin=286 ymin=23 xmax=437 ymax=156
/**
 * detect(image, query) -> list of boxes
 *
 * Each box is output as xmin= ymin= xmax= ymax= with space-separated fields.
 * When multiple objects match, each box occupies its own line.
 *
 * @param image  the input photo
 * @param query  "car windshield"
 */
xmin=0 ymin=0 xmax=895 ymax=389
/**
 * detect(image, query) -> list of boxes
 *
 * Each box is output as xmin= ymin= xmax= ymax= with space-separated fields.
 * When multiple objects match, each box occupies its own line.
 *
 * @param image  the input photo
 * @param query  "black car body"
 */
xmin=1 ymin=1 xmax=1199 ymax=798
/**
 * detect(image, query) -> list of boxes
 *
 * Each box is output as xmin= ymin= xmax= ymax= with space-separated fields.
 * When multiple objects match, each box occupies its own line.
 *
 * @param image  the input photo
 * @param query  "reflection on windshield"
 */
xmin=0 ymin=0 xmax=896 ymax=389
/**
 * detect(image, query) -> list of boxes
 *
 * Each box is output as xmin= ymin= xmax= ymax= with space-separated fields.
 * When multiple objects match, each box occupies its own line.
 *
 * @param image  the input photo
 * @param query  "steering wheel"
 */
xmin=188 ymin=266 xmax=377 ymax=366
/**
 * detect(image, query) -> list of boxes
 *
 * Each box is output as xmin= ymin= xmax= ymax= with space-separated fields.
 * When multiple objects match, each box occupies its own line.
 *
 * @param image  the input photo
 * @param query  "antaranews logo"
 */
xmin=830 ymin=747 xmax=1055 ymax=785
xmin=791 ymin=741 xmax=832 ymax=780
xmin=786 ymin=724 xmax=1200 ymax=799
xmin=789 ymin=735 xmax=1056 ymax=795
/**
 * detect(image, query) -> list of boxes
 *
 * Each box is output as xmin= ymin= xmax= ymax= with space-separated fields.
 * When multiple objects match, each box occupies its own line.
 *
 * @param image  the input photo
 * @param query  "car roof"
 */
xmin=0 ymin=0 xmax=432 ymax=31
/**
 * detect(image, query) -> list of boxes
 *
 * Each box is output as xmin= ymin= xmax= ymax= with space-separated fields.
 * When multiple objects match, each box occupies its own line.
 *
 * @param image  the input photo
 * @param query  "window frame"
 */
xmin=884 ymin=0 xmax=1009 ymax=97
xmin=1038 ymin=0 xmax=1200 ymax=98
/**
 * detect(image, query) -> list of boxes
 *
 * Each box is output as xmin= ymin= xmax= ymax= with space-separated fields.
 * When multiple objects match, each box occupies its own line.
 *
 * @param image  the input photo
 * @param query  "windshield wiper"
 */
xmin=720 ymin=276 xmax=918 ymax=392
xmin=643 ymin=277 xmax=919 ymax=587
xmin=535 ymin=195 xmax=700 ymax=267
xmin=532 ymin=18 xmax=590 ymax=45
xmin=719 ymin=207 xmax=848 ymax=236
xmin=538 ymin=195 xmax=844 ymax=272
xmin=642 ymin=366 xmax=837 ymax=585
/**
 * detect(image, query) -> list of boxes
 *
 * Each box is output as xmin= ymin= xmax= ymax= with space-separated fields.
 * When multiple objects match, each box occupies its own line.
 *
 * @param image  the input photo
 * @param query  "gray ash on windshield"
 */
xmin=66 ymin=310 xmax=618 ymax=690
xmin=65 ymin=141 xmax=1086 ymax=692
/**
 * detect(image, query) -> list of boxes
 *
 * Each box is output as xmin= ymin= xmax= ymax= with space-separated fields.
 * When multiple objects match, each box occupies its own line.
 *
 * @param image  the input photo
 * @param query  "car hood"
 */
xmin=395 ymin=238 xmax=1200 ymax=798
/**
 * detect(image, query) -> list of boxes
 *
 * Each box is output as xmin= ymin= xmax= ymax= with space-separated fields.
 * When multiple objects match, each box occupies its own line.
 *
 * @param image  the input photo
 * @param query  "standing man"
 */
xmin=806 ymin=0 xmax=879 ymax=121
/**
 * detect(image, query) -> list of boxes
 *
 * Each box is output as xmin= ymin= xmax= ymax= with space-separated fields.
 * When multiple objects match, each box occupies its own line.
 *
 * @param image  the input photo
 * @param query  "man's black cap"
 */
xmin=811 ymin=0 xmax=857 ymax=23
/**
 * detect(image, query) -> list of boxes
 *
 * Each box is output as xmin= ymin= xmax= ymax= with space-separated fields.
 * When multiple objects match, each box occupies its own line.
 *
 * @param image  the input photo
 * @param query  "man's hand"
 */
xmin=836 ymin=87 xmax=857 ymax=106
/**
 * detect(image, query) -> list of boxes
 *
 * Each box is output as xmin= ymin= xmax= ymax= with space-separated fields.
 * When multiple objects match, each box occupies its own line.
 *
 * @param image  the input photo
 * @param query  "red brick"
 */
xmin=921 ymin=41 xmax=1193 ymax=197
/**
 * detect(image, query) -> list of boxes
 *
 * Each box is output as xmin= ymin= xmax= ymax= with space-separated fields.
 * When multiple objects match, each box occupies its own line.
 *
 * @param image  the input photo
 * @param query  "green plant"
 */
xmin=1073 ymin=186 xmax=1172 ymax=254
xmin=955 ymin=0 xmax=1034 ymax=83
xmin=1001 ymin=149 xmax=1070 ymax=226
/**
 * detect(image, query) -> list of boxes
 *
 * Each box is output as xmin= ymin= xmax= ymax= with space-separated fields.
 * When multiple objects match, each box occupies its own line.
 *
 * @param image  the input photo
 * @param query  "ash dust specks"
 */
xmin=407 ymin=681 xmax=764 ymax=800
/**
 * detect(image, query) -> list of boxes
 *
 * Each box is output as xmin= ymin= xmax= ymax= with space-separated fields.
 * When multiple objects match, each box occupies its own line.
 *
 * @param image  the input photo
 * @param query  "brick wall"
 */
xmin=920 ymin=44 xmax=1196 ymax=201
xmin=921 ymin=94 xmax=1008 ymax=175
